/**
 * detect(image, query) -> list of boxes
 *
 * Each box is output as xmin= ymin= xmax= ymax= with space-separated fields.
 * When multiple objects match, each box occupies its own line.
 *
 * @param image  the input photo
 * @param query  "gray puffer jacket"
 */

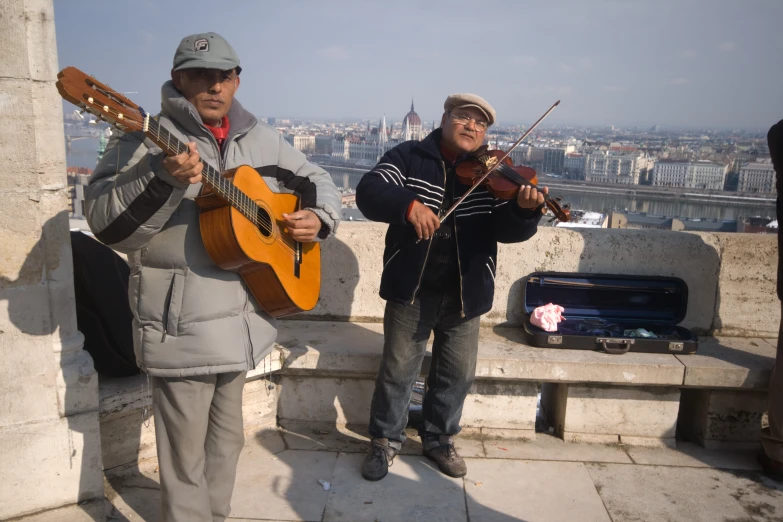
xmin=85 ymin=81 xmax=341 ymax=377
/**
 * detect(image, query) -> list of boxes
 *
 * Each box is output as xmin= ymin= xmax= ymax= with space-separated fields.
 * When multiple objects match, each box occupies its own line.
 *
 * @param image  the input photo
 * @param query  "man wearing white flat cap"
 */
xmin=356 ymin=93 xmax=547 ymax=480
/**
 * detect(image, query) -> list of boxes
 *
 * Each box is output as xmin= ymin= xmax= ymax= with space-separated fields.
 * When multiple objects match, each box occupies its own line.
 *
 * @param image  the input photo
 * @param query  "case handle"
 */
xmin=597 ymin=338 xmax=635 ymax=355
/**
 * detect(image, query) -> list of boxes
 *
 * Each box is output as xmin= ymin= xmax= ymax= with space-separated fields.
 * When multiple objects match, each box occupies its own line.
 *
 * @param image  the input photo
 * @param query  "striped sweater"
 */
xmin=356 ymin=129 xmax=542 ymax=319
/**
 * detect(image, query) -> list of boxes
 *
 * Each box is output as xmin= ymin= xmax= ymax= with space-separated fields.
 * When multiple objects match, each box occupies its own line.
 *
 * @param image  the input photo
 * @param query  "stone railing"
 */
xmin=304 ymin=222 xmax=779 ymax=337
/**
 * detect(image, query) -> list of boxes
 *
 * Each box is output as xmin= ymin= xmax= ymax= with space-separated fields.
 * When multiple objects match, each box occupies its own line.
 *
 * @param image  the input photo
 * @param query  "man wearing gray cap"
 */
xmin=356 ymin=94 xmax=546 ymax=480
xmin=84 ymin=32 xmax=340 ymax=520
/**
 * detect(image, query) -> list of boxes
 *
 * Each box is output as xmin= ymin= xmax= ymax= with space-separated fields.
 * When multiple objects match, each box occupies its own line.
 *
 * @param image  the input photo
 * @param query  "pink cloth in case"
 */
xmin=531 ymin=303 xmax=565 ymax=332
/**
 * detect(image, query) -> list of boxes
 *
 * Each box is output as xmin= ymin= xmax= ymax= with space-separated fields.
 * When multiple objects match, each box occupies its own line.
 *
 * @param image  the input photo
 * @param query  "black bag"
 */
xmin=71 ymin=231 xmax=139 ymax=377
xmin=522 ymin=272 xmax=698 ymax=355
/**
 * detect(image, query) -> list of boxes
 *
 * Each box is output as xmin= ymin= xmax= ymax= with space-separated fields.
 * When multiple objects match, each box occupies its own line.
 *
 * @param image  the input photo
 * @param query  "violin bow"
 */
xmin=438 ymin=99 xmax=560 ymax=223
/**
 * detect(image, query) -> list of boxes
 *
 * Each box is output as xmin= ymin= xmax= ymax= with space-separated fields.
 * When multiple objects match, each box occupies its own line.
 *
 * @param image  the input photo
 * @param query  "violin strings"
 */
xmin=495 ymin=163 xmax=556 ymax=204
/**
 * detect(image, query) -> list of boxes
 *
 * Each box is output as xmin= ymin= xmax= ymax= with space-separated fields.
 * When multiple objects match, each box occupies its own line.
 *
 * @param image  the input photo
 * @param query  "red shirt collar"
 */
xmin=204 ymin=115 xmax=230 ymax=147
xmin=439 ymin=141 xmax=459 ymax=165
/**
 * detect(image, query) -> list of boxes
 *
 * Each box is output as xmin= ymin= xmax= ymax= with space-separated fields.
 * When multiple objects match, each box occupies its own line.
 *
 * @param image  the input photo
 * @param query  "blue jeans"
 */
xmin=368 ymin=288 xmax=480 ymax=443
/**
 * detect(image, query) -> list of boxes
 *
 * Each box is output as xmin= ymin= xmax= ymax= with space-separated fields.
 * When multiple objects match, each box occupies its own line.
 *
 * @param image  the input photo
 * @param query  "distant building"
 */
xmin=508 ymin=145 xmax=533 ymax=166
xmin=609 ymin=211 xmax=738 ymax=232
xmin=652 ymin=160 xmax=727 ymax=190
xmin=267 ymin=117 xmax=276 ymax=126
xmin=331 ymin=114 xmax=397 ymax=163
xmin=738 ymin=159 xmax=775 ymax=194
xmin=584 ymin=151 xmax=653 ymax=185
xmin=331 ymin=136 xmax=396 ymax=163
xmin=401 ymin=100 xmax=424 ymax=141
xmin=608 ymin=211 xmax=685 ymax=231
xmin=540 ymin=146 xmax=574 ymax=174
xmin=555 ymin=211 xmax=607 ymax=228
xmin=563 ymin=153 xmax=586 ymax=179
xmin=331 ymin=138 xmax=349 ymax=161
xmin=315 ymin=135 xmax=333 ymax=155
xmin=528 ymin=147 xmax=545 ymax=165
xmin=287 ymin=134 xmax=315 ymax=154
xmin=679 ymin=217 xmax=738 ymax=233
xmin=66 ymin=167 xmax=91 ymax=217
xmin=737 ymin=216 xmax=776 ymax=233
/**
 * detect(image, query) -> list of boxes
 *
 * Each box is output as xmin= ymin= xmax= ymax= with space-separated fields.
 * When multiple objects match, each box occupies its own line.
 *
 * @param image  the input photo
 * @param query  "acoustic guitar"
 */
xmin=56 ymin=66 xmax=320 ymax=317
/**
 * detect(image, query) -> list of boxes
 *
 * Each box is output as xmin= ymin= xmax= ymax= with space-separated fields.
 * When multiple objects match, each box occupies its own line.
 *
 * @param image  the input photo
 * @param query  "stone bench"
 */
xmin=274 ymin=321 xmax=777 ymax=448
xmin=97 ymin=320 xmax=777 ymax=472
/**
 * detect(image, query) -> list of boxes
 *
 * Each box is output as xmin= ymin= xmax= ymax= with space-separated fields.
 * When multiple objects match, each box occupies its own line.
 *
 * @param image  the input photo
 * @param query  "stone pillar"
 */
xmin=461 ymin=380 xmax=538 ymax=440
xmin=0 ymin=0 xmax=103 ymax=519
xmin=678 ymin=389 xmax=768 ymax=450
xmin=543 ymin=383 xmax=680 ymax=447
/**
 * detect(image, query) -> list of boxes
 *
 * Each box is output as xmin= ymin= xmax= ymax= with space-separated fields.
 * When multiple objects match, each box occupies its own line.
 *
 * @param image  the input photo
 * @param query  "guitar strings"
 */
xmin=91 ymin=100 xmax=275 ymax=233
xmin=91 ymin=101 xmax=301 ymax=256
xmin=146 ymin=118 xmax=302 ymax=255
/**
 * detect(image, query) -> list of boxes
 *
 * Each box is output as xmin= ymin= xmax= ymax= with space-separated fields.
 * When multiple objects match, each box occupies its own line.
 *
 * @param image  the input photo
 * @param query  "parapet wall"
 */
xmin=303 ymin=223 xmax=779 ymax=337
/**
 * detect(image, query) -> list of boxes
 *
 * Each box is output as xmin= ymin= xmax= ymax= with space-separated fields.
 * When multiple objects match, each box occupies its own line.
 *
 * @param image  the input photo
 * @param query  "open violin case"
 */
xmin=522 ymin=272 xmax=698 ymax=355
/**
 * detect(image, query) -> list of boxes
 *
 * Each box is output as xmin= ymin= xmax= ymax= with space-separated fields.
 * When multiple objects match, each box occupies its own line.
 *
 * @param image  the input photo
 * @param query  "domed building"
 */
xmin=401 ymin=99 xmax=424 ymax=141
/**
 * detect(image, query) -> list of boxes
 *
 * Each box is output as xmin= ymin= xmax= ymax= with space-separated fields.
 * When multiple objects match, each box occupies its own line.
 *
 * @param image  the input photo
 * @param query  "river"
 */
xmin=65 ymin=140 xmax=776 ymax=221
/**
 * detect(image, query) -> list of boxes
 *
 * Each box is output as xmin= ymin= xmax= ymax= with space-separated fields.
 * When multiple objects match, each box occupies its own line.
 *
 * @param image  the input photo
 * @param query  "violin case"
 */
xmin=521 ymin=272 xmax=698 ymax=355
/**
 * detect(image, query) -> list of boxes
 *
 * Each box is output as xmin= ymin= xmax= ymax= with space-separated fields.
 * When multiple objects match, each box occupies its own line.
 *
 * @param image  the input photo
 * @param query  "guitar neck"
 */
xmin=142 ymin=114 xmax=256 ymax=221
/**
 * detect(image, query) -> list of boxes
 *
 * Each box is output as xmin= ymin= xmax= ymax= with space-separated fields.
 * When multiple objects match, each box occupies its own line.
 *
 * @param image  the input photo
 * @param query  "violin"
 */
xmin=455 ymin=148 xmax=571 ymax=222
xmin=431 ymin=100 xmax=568 ymax=231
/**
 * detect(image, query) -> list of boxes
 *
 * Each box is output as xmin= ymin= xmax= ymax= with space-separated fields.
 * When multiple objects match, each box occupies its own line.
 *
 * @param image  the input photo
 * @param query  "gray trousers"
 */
xmin=152 ymin=371 xmax=246 ymax=522
xmin=369 ymin=288 xmax=480 ymax=443
xmin=762 ymin=303 xmax=783 ymax=462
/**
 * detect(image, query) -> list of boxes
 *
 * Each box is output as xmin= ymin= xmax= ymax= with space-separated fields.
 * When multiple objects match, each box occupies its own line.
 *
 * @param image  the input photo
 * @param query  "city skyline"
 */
xmin=53 ymin=0 xmax=783 ymax=131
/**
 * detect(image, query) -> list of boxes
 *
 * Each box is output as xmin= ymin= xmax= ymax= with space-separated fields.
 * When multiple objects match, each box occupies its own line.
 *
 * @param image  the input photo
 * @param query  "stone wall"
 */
xmin=0 ymin=0 xmax=103 ymax=519
xmin=305 ymin=222 xmax=779 ymax=337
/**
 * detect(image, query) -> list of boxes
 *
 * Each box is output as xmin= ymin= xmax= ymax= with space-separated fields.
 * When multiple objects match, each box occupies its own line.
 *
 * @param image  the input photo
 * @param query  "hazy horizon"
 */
xmin=54 ymin=0 xmax=783 ymax=132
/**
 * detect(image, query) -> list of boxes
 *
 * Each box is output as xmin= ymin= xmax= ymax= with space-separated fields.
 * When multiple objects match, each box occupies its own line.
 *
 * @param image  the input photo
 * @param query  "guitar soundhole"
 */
xmin=256 ymin=207 xmax=273 ymax=237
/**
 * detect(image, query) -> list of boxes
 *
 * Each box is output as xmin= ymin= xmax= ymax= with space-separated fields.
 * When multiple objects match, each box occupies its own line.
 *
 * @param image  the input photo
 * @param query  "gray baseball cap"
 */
xmin=172 ymin=32 xmax=242 ymax=74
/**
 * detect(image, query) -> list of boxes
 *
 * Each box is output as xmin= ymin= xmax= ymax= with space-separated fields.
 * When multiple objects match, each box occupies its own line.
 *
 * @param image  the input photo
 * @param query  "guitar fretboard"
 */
xmin=144 ymin=116 xmax=268 ymax=232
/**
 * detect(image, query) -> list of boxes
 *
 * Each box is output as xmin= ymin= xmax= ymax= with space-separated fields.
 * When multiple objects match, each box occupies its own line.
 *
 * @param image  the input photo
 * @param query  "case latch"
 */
xmin=668 ymin=342 xmax=684 ymax=352
xmin=597 ymin=338 xmax=635 ymax=355
xmin=547 ymin=335 xmax=563 ymax=345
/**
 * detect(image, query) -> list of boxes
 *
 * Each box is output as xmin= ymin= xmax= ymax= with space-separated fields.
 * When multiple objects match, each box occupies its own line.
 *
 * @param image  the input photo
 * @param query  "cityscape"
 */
xmin=8 ymin=1 xmax=783 ymax=520
xmin=64 ymin=97 xmax=777 ymax=234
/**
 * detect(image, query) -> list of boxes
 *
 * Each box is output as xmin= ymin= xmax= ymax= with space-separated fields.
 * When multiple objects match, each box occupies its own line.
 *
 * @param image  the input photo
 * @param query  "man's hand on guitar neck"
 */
xmin=163 ymin=142 xmax=203 ymax=185
xmin=282 ymin=210 xmax=322 ymax=242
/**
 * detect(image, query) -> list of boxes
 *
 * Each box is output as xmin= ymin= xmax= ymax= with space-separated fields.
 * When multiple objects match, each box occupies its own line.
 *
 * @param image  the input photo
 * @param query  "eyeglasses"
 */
xmin=449 ymin=112 xmax=489 ymax=131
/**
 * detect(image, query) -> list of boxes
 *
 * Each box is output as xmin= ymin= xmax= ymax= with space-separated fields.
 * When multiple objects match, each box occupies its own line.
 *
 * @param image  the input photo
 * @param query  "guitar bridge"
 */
xmin=294 ymin=241 xmax=301 ymax=279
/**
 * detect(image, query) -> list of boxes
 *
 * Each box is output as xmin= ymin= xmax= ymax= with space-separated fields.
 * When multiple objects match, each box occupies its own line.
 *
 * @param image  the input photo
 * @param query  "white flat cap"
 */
xmin=444 ymin=93 xmax=496 ymax=126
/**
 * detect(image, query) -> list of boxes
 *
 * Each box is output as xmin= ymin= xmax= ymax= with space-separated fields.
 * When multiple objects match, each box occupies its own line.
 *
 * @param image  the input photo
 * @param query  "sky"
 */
xmin=53 ymin=0 xmax=783 ymax=131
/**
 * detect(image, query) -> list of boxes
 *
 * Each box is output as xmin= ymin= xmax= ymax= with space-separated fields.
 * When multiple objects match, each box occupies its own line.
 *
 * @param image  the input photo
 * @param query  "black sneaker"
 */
xmin=422 ymin=435 xmax=467 ymax=478
xmin=757 ymin=450 xmax=783 ymax=482
xmin=362 ymin=438 xmax=400 ymax=481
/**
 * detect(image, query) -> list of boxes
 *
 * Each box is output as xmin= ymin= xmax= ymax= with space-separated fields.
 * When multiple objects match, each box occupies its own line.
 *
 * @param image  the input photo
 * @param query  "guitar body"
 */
xmin=196 ymin=165 xmax=321 ymax=317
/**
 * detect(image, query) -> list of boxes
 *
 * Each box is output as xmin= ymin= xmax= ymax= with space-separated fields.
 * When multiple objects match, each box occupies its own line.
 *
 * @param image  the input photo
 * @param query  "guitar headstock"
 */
xmin=56 ymin=66 xmax=146 ymax=134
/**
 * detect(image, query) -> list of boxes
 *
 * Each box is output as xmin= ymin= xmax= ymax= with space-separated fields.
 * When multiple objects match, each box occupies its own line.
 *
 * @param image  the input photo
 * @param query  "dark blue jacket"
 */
xmin=356 ymin=130 xmax=543 ymax=319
